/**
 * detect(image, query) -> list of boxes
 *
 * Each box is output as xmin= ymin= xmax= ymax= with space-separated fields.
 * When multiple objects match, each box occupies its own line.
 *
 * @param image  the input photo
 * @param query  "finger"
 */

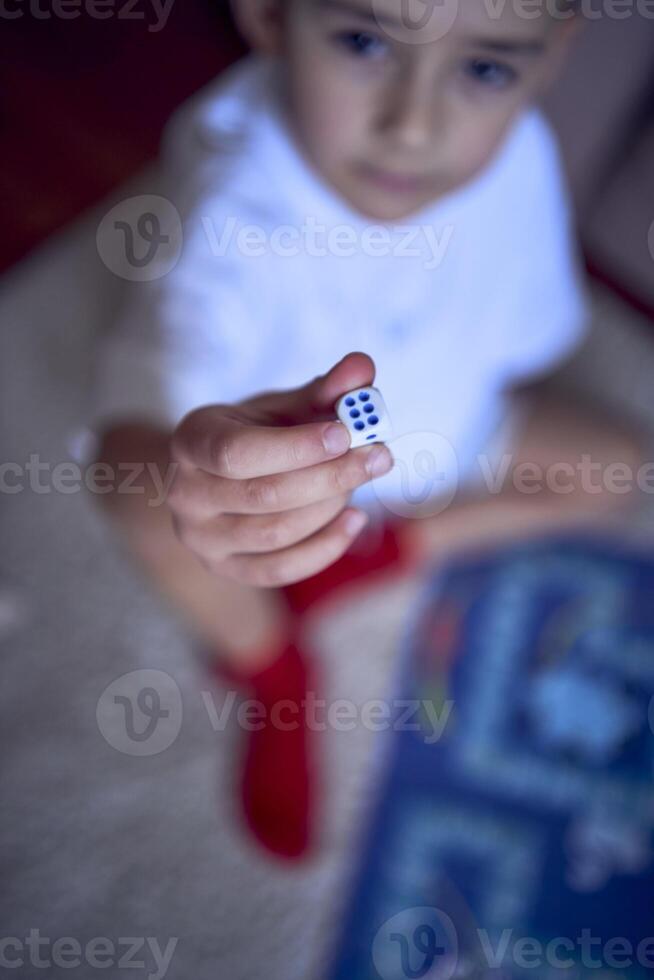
xmin=171 ymin=406 xmax=353 ymax=478
xmin=169 ymin=442 xmax=393 ymax=519
xmin=223 ymin=507 xmax=370 ymax=587
xmin=238 ymin=351 xmax=376 ymax=426
xmin=178 ymin=495 xmax=350 ymax=564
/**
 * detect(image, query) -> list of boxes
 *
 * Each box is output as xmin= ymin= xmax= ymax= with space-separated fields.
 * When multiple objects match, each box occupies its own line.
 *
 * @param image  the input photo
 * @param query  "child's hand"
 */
xmin=167 ymin=353 xmax=393 ymax=587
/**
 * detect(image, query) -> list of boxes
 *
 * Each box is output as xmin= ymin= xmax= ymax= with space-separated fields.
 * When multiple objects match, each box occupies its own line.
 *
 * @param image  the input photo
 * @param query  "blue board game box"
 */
xmin=329 ymin=533 xmax=654 ymax=980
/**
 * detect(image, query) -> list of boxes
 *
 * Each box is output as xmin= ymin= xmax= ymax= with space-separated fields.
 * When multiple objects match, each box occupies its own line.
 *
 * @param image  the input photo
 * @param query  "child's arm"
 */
xmin=92 ymin=419 xmax=290 ymax=661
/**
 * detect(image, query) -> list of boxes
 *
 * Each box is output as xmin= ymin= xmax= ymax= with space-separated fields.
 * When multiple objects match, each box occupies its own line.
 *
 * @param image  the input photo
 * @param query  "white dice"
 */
xmin=335 ymin=385 xmax=393 ymax=449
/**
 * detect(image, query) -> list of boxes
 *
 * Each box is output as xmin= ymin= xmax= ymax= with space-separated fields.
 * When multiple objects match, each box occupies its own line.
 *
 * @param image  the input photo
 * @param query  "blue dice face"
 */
xmin=335 ymin=386 xmax=392 ymax=448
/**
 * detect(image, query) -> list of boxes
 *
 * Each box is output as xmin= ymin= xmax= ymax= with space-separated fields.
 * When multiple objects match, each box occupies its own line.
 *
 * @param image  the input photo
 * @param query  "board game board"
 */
xmin=330 ymin=532 xmax=654 ymax=980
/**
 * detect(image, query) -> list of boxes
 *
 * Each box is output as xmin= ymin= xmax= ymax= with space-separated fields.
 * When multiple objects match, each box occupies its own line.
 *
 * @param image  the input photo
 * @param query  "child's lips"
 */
xmin=359 ymin=163 xmax=430 ymax=194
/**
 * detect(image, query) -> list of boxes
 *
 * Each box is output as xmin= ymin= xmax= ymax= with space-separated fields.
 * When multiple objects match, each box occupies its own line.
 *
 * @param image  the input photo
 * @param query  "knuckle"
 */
xmin=326 ymin=462 xmax=346 ymax=496
xmin=286 ymin=433 xmax=304 ymax=469
xmin=289 ymin=431 xmax=316 ymax=468
xmin=173 ymin=513 xmax=230 ymax=566
xmin=252 ymin=517 xmax=284 ymax=552
xmin=217 ymin=512 xmax=240 ymax=549
xmin=172 ymin=407 xmax=235 ymax=478
xmin=242 ymin=476 xmax=279 ymax=512
xmin=211 ymin=433 xmax=237 ymax=479
xmin=171 ymin=408 xmax=205 ymax=463
xmin=331 ymin=458 xmax=361 ymax=494
xmin=200 ymin=518 xmax=232 ymax=561
xmin=227 ymin=513 xmax=281 ymax=553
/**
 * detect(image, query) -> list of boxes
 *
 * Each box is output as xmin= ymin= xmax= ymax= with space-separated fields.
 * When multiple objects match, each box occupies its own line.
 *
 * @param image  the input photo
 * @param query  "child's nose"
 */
xmin=376 ymin=68 xmax=437 ymax=152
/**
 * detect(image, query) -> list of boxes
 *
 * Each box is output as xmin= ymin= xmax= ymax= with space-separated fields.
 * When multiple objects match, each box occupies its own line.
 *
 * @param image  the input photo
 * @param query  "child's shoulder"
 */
xmin=508 ymin=108 xmax=564 ymax=181
xmin=481 ymin=108 xmax=566 ymax=210
xmin=159 ymin=55 xmax=277 ymax=192
xmin=454 ymin=106 xmax=571 ymax=260
xmin=168 ymin=56 xmax=270 ymax=145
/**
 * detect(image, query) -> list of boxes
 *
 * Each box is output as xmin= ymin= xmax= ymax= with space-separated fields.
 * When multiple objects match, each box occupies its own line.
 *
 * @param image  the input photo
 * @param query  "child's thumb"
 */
xmin=242 ymin=352 xmax=376 ymax=425
xmin=309 ymin=351 xmax=376 ymax=412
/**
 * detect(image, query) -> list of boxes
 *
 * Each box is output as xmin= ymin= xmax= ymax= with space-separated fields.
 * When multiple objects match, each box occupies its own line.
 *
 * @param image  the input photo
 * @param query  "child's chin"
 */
xmin=353 ymin=194 xmax=436 ymax=223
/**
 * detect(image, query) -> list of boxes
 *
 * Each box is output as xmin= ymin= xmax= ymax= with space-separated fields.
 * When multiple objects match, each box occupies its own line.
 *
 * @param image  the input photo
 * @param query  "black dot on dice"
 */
xmin=368 ymin=415 xmax=379 ymax=425
xmin=345 ymin=396 xmax=356 ymax=407
xmin=349 ymin=408 xmax=360 ymax=418
xmin=354 ymin=421 xmax=365 ymax=431
xmin=367 ymin=434 xmax=377 ymax=441
xmin=358 ymin=392 xmax=370 ymax=401
xmin=363 ymin=403 xmax=374 ymax=413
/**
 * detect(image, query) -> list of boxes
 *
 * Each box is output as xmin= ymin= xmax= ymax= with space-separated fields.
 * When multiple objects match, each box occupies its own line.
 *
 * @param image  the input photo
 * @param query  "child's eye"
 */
xmin=333 ymin=30 xmax=389 ymax=60
xmin=463 ymin=58 xmax=518 ymax=89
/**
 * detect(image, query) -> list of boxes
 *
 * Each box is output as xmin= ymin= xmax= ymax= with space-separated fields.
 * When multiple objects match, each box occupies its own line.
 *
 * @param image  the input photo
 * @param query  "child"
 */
xmin=87 ymin=0 xmax=643 ymax=859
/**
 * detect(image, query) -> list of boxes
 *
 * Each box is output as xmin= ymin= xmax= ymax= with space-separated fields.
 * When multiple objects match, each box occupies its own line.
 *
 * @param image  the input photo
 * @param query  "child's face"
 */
xmin=240 ymin=0 xmax=575 ymax=221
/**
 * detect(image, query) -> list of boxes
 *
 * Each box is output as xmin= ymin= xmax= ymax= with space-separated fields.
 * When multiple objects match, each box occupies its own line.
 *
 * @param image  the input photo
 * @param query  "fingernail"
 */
xmin=323 ymin=423 xmax=351 ymax=454
xmin=345 ymin=510 xmax=368 ymax=535
xmin=366 ymin=444 xmax=392 ymax=477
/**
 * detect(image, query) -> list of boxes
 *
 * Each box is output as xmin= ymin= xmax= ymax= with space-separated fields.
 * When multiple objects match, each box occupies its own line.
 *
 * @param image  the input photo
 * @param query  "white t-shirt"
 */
xmin=83 ymin=53 xmax=588 ymax=513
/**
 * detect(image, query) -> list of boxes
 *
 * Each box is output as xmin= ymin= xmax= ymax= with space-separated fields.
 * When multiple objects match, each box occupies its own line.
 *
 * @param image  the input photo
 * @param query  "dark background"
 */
xmin=0 ymin=1 xmax=244 ymax=271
